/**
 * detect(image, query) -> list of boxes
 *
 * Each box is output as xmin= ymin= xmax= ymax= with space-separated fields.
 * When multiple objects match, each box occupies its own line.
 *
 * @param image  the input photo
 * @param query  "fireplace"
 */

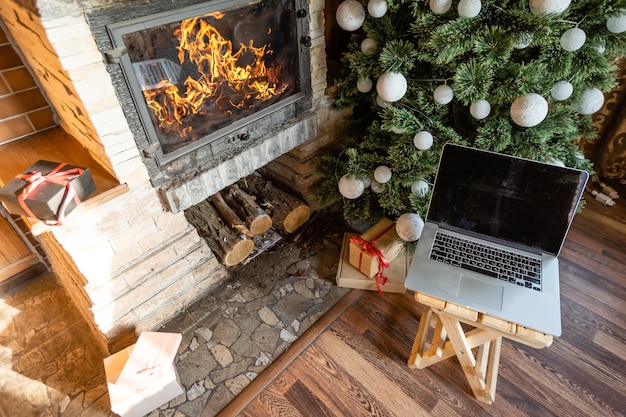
xmin=0 ymin=0 xmax=350 ymax=353
xmin=87 ymin=0 xmax=314 ymax=200
xmin=106 ymin=0 xmax=312 ymax=174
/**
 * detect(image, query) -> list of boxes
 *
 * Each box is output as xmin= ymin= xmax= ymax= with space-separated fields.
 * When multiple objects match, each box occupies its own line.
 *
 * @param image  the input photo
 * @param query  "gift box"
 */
xmin=338 ymin=233 xmax=409 ymax=293
xmin=0 ymin=160 xmax=95 ymax=225
xmin=104 ymin=332 xmax=184 ymax=417
xmin=349 ymin=217 xmax=403 ymax=278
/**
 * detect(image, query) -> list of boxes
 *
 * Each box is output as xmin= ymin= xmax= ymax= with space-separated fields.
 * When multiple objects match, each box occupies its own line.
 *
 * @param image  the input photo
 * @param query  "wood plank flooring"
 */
xmin=219 ymin=190 xmax=626 ymax=417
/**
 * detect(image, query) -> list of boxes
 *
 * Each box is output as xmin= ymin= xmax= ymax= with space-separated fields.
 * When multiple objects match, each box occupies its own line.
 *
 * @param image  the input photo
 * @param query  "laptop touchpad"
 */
xmin=457 ymin=275 xmax=504 ymax=311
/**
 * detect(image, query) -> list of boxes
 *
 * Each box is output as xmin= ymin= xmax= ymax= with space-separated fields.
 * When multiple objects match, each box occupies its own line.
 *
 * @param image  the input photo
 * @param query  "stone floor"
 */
xmin=0 ymin=208 xmax=352 ymax=417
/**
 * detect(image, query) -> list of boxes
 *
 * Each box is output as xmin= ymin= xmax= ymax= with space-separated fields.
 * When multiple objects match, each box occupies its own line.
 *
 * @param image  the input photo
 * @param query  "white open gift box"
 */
xmin=104 ymin=332 xmax=184 ymax=417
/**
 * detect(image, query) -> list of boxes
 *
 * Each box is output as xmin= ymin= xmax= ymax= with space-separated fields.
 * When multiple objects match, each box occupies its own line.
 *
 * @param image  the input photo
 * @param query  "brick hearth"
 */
xmin=0 ymin=0 xmax=350 ymax=353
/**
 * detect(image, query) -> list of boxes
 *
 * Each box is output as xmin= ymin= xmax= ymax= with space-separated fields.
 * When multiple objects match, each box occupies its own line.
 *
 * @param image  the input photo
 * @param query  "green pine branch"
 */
xmin=317 ymin=0 xmax=626 ymax=225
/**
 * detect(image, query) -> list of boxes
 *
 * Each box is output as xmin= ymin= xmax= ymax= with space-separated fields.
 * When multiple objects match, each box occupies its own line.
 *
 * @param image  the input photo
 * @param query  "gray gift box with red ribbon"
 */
xmin=0 ymin=160 xmax=95 ymax=225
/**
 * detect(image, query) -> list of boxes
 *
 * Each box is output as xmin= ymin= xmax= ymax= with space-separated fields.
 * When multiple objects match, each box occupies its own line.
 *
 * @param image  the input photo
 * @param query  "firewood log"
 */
xmin=222 ymin=183 xmax=272 ymax=235
xmin=238 ymin=175 xmax=310 ymax=234
xmin=209 ymin=192 xmax=252 ymax=236
xmin=184 ymin=200 xmax=254 ymax=266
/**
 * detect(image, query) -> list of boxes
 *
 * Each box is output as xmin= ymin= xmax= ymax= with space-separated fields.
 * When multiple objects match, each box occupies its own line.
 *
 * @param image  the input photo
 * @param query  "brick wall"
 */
xmin=38 ymin=183 xmax=228 ymax=352
xmin=0 ymin=23 xmax=56 ymax=145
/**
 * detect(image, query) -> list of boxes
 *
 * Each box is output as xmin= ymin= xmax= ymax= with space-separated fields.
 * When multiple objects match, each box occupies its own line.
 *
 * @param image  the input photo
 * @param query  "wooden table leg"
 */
xmin=408 ymin=308 xmax=500 ymax=368
xmin=438 ymin=314 xmax=501 ymax=404
xmin=409 ymin=291 xmax=552 ymax=405
xmin=408 ymin=307 xmax=435 ymax=368
xmin=485 ymin=336 xmax=502 ymax=403
xmin=408 ymin=306 xmax=460 ymax=369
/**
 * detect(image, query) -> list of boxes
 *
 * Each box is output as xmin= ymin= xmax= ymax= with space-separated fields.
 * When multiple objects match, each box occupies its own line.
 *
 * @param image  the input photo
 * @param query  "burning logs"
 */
xmin=186 ymin=174 xmax=311 ymax=266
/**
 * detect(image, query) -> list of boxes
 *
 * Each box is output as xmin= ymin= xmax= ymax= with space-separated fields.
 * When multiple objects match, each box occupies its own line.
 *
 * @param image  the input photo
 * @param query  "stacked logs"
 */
xmin=185 ymin=173 xmax=310 ymax=266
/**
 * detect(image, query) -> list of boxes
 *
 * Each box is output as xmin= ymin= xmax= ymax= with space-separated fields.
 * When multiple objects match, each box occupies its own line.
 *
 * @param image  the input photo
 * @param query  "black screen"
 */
xmin=427 ymin=144 xmax=588 ymax=255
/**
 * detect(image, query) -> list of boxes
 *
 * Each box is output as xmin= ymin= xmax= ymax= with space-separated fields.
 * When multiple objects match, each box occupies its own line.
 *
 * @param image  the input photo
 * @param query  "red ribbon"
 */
xmin=17 ymin=163 xmax=84 ymax=226
xmin=350 ymin=222 xmax=395 ymax=295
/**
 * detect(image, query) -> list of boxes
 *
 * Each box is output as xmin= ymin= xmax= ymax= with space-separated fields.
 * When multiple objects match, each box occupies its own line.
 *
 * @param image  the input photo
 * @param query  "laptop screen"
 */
xmin=427 ymin=144 xmax=588 ymax=255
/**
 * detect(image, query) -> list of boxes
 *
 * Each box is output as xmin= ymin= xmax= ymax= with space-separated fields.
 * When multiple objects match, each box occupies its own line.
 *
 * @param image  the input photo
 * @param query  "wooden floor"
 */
xmin=219 ymin=190 xmax=626 ymax=417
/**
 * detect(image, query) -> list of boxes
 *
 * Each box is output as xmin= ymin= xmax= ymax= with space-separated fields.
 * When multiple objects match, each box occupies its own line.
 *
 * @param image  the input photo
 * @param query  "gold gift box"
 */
xmin=338 ymin=233 xmax=408 ymax=293
xmin=348 ymin=217 xmax=403 ymax=278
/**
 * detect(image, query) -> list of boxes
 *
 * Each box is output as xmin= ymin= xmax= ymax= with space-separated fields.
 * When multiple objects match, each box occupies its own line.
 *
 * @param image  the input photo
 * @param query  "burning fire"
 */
xmin=143 ymin=12 xmax=287 ymax=135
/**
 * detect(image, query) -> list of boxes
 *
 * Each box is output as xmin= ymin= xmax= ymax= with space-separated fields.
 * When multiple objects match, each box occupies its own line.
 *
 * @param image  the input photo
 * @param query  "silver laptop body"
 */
xmin=405 ymin=143 xmax=588 ymax=336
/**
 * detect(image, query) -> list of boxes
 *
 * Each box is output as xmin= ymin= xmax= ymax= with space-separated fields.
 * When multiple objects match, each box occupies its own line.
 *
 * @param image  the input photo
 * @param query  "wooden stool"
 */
xmin=408 ymin=291 xmax=553 ymax=404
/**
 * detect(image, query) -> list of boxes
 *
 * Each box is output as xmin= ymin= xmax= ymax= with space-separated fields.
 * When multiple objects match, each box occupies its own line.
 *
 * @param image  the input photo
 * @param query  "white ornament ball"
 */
xmin=470 ymin=99 xmax=491 ymax=120
xmin=560 ymin=27 xmax=586 ymax=52
xmin=396 ymin=213 xmax=425 ymax=242
xmin=413 ymin=131 xmax=434 ymax=150
xmin=391 ymin=126 xmax=406 ymax=134
xmin=367 ymin=0 xmax=387 ymax=18
xmin=550 ymin=81 xmax=573 ymax=101
xmin=430 ymin=0 xmax=452 ymax=15
xmin=374 ymin=165 xmax=392 ymax=183
xmin=376 ymin=72 xmax=408 ymax=103
xmin=371 ymin=180 xmax=385 ymax=193
xmin=529 ymin=0 xmax=571 ymax=15
xmin=607 ymin=11 xmax=626 ymax=34
xmin=578 ymin=88 xmax=604 ymax=115
xmin=376 ymin=95 xmax=389 ymax=108
xmin=336 ymin=0 xmax=366 ymax=32
xmin=513 ymin=32 xmax=533 ymax=49
xmin=338 ymin=175 xmax=365 ymax=199
xmin=510 ymin=93 xmax=548 ymax=127
xmin=434 ymin=84 xmax=454 ymax=105
xmin=357 ymin=78 xmax=373 ymax=93
xmin=361 ymin=38 xmax=378 ymax=55
xmin=458 ymin=0 xmax=481 ymax=18
xmin=411 ymin=179 xmax=429 ymax=197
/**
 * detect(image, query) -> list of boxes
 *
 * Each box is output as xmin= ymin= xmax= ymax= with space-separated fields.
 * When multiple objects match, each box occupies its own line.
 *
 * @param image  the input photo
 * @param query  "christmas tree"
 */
xmin=317 ymin=0 xmax=626 ymax=242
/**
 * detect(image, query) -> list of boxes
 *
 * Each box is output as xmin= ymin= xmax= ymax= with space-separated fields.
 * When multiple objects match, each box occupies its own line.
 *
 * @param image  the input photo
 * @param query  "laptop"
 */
xmin=404 ymin=143 xmax=588 ymax=335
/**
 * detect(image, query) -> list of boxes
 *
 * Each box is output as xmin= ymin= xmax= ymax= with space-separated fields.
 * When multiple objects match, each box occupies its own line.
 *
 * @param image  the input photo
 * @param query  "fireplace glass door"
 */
xmin=108 ymin=0 xmax=303 ymax=160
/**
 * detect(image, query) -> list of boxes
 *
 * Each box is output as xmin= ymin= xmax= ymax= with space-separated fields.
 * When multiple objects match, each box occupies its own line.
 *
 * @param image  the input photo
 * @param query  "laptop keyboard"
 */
xmin=430 ymin=232 xmax=542 ymax=291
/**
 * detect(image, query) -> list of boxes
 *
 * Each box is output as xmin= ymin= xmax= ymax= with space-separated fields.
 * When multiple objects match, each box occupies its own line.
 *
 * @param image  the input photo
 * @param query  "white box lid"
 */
xmin=116 ymin=332 xmax=182 ymax=390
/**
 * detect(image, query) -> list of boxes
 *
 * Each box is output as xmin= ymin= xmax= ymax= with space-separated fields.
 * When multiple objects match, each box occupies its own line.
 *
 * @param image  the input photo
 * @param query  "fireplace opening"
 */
xmin=102 ymin=0 xmax=312 ymax=186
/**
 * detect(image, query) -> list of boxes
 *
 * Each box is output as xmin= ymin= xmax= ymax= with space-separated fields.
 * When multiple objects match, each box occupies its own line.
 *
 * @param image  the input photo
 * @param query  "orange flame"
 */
xmin=142 ymin=13 xmax=287 ymax=136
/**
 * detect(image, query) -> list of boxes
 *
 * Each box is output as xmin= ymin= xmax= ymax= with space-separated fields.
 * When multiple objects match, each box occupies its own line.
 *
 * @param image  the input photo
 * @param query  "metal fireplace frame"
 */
xmin=94 ymin=0 xmax=312 ymax=186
